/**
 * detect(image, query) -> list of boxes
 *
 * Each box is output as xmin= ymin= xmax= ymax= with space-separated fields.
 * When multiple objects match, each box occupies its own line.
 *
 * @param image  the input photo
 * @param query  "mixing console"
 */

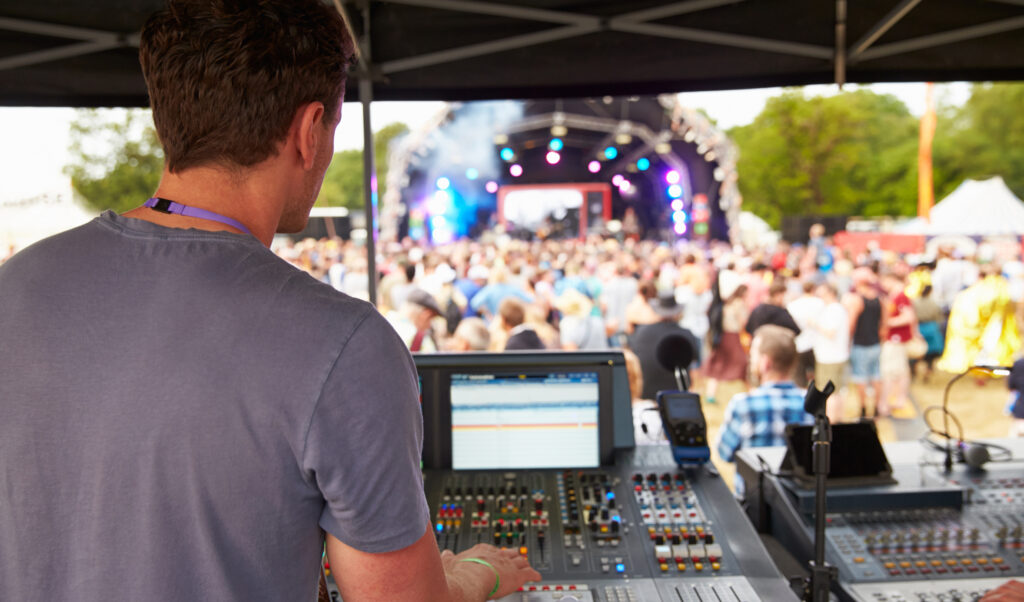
xmin=420 ymin=447 xmax=796 ymax=601
xmin=739 ymin=442 xmax=1024 ymax=602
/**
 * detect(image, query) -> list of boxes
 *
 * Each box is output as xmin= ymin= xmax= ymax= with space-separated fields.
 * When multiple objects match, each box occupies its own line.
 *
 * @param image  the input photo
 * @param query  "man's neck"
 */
xmin=123 ymin=164 xmax=288 ymax=247
xmin=758 ymin=374 xmax=792 ymax=386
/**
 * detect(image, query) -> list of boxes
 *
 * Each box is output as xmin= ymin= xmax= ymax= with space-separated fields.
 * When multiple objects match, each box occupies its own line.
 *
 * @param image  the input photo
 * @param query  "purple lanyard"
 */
xmin=144 ymin=197 xmax=252 ymax=236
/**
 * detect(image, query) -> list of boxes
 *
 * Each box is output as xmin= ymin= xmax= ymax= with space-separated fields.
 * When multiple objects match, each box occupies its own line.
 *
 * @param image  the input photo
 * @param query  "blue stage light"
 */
xmin=465 ymin=168 xmax=479 ymax=180
xmin=604 ymin=146 xmax=618 ymax=160
xmin=667 ymin=184 xmax=683 ymax=198
xmin=500 ymin=147 xmax=515 ymax=161
xmin=549 ymin=138 xmax=564 ymax=151
xmin=636 ymin=157 xmax=650 ymax=171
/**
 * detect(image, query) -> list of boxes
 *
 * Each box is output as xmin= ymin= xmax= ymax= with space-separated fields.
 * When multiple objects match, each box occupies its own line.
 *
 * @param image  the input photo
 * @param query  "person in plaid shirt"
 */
xmin=716 ymin=324 xmax=814 ymax=463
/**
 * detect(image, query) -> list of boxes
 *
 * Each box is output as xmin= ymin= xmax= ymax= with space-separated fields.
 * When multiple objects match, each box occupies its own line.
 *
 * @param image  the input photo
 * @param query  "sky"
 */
xmin=0 ymin=82 xmax=970 ymax=204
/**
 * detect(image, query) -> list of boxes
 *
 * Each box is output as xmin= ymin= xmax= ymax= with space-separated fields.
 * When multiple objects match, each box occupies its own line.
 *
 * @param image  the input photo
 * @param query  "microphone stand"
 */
xmin=802 ymin=380 xmax=838 ymax=602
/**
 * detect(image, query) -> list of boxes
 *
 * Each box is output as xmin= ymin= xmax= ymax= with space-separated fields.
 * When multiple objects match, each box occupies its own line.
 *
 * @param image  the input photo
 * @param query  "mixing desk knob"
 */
xmin=705 ymin=533 xmax=714 ymax=544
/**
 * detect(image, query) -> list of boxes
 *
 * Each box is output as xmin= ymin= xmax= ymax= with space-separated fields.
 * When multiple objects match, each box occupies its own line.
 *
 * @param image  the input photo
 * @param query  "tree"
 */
xmin=933 ymin=82 xmax=1024 ymax=201
xmin=316 ymin=122 xmax=409 ymax=208
xmin=64 ymin=109 xmax=164 ymax=214
xmin=729 ymin=89 xmax=918 ymax=226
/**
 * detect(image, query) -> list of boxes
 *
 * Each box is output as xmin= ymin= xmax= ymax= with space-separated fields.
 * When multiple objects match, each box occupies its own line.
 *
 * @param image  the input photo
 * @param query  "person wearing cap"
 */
xmin=387 ymin=288 xmax=444 ymax=353
xmin=630 ymin=292 xmax=701 ymax=401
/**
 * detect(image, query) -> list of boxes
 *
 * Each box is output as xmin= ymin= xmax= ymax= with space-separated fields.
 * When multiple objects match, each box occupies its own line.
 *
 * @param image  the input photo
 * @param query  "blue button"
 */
xmin=616 ymin=563 xmax=626 ymax=573
xmin=435 ymin=523 xmax=444 ymax=533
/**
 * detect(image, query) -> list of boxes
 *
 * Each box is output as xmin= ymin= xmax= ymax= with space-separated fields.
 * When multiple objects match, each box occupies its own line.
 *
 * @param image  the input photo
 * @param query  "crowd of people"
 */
xmin=272 ymin=224 xmax=1024 ymax=434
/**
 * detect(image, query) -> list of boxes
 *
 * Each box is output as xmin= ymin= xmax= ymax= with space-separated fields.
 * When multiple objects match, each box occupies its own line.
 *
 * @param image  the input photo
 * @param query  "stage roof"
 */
xmin=2 ymin=0 xmax=1023 ymax=107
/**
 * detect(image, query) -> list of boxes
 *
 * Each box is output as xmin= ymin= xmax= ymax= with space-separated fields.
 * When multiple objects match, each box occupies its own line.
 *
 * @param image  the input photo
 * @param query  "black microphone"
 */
xmin=803 ymin=379 xmax=835 ymax=417
xmin=656 ymin=334 xmax=695 ymax=391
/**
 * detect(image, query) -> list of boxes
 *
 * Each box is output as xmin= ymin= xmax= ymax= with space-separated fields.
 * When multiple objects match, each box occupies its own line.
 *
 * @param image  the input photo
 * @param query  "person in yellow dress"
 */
xmin=938 ymin=262 xmax=1021 ymax=373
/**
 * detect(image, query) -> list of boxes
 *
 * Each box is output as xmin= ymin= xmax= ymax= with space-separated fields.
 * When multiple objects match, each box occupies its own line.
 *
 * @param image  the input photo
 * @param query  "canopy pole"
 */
xmin=834 ymin=0 xmax=846 ymax=88
xmin=357 ymin=2 xmax=379 ymax=307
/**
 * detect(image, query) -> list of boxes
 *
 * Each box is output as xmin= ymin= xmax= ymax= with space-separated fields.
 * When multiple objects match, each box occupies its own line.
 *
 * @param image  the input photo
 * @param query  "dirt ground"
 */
xmin=698 ymin=368 xmax=1018 ymax=491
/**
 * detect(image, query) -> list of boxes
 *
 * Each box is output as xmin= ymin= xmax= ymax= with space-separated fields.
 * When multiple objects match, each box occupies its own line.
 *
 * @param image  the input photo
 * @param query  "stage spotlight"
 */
xmin=587 ymin=160 xmax=601 ymax=173
xmin=618 ymin=180 xmax=631 ymax=193
xmin=713 ymin=167 xmax=725 ymax=182
xmin=500 ymin=147 xmax=515 ymax=161
xmin=465 ymin=168 xmax=479 ymax=180
xmin=672 ymin=210 xmax=687 ymax=223
xmin=671 ymin=199 xmax=683 ymax=212
xmin=604 ymin=146 xmax=618 ymax=160
xmin=436 ymin=176 xmax=450 ymax=190
xmin=510 ymin=164 xmax=523 ymax=177
xmin=427 ymin=190 xmax=451 ymax=215
xmin=665 ymin=170 xmax=680 ymax=184
xmin=654 ymin=142 xmax=672 ymax=154
xmin=485 ymin=181 xmax=499 ymax=193
xmin=611 ymin=174 xmax=624 ymax=186
xmin=667 ymin=184 xmax=683 ymax=198
xmin=674 ymin=221 xmax=688 ymax=235
xmin=546 ymin=151 xmax=561 ymax=165
xmin=493 ymin=134 xmax=509 ymax=145
xmin=549 ymin=138 xmax=564 ymax=151
xmin=551 ymin=125 xmax=568 ymax=137
xmin=636 ymin=158 xmax=650 ymax=171
xmin=615 ymin=133 xmax=632 ymax=145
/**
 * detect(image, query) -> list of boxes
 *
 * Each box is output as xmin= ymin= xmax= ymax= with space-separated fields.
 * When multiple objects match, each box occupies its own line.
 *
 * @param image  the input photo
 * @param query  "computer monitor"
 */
xmin=415 ymin=352 xmax=624 ymax=470
xmin=450 ymin=370 xmax=600 ymax=470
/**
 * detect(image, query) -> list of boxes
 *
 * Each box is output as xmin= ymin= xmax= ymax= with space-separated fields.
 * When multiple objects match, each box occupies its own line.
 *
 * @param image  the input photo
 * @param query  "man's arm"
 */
xmin=327 ymin=528 xmax=541 ymax=601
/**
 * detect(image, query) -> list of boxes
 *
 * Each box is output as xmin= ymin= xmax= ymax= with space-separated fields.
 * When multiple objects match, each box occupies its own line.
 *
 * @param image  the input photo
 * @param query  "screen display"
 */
xmin=450 ymin=371 xmax=600 ymax=470
xmin=664 ymin=393 xmax=704 ymax=421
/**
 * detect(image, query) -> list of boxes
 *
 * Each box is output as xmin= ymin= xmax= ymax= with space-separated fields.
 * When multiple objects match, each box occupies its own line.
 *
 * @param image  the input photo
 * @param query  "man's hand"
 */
xmin=441 ymin=543 xmax=542 ymax=600
xmin=982 ymin=580 xmax=1024 ymax=601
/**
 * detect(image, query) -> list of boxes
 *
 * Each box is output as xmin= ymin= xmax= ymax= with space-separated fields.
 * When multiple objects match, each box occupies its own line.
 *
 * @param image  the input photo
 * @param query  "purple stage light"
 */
xmin=510 ymin=164 xmax=523 ymax=177
xmin=546 ymin=151 xmax=561 ymax=165
xmin=588 ymin=160 xmax=600 ymax=173
xmin=485 ymin=181 xmax=499 ymax=193
xmin=666 ymin=170 xmax=680 ymax=184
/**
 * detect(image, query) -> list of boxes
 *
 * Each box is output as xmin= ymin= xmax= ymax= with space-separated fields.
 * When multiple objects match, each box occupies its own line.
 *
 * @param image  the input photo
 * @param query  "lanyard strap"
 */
xmin=144 ymin=197 xmax=252 ymax=236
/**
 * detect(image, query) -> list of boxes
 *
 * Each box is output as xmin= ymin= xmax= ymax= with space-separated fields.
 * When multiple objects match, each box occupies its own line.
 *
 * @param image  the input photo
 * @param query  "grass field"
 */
xmin=698 ymin=370 xmax=1017 ymax=491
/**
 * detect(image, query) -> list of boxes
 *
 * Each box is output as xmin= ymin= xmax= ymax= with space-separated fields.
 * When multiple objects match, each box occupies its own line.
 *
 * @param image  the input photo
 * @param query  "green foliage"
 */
xmin=316 ymin=121 xmax=409 ymax=208
xmin=729 ymin=89 xmax=917 ymax=227
xmin=64 ymin=109 xmax=164 ymax=213
xmin=933 ymin=82 xmax=1024 ymax=201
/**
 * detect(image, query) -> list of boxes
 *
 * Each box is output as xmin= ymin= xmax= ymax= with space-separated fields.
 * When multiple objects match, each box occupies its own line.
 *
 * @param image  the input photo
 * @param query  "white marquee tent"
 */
xmin=899 ymin=176 xmax=1024 ymax=236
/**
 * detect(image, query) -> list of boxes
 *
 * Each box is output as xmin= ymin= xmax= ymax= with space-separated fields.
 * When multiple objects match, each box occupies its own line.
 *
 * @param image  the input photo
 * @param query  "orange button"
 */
xmin=961 ymin=559 xmax=973 ymax=565
xmin=915 ymin=561 xmax=927 ymax=568
xmin=711 ymin=562 xmax=721 ymax=571
xmin=854 ymin=557 xmax=865 ymax=564
xmin=993 ymin=557 xmax=1004 ymax=564
xmin=519 ymin=547 xmax=528 ymax=556
xmin=884 ymin=562 xmax=896 ymax=569
xmin=694 ymin=562 xmax=704 ymax=571
xmin=677 ymin=563 xmax=686 ymax=571
xmin=899 ymin=562 xmax=911 ymax=568
xmin=976 ymin=558 xmax=988 ymax=565
xmin=931 ymin=560 xmax=942 ymax=567
xmin=660 ymin=563 xmax=668 ymax=572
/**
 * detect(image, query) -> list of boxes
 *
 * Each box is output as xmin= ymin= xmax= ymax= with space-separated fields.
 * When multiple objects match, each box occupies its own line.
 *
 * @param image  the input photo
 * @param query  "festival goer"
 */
xmin=787 ymin=280 xmax=825 ymax=387
xmin=745 ymin=279 xmax=800 ymax=337
xmin=600 ymin=260 xmax=639 ymax=344
xmin=705 ymin=282 xmax=750 ymax=405
xmin=630 ymin=293 xmax=701 ymax=401
xmin=912 ymin=284 xmax=945 ymax=382
xmin=555 ymin=288 xmax=610 ymax=351
xmin=879 ymin=272 xmax=916 ymax=419
xmin=499 ymin=297 xmax=546 ymax=350
xmin=624 ymin=278 xmax=661 ymax=334
xmin=1008 ymin=358 xmax=1024 ymax=438
xmin=939 ymin=261 xmax=1022 ymax=373
xmin=0 ymin=1 xmax=540 ymax=600
xmin=809 ymin=283 xmax=849 ymax=420
xmin=716 ymin=325 xmax=814 ymax=492
xmin=446 ymin=317 xmax=491 ymax=352
xmin=844 ymin=268 xmax=884 ymax=417
xmin=388 ymin=288 xmax=444 ymax=353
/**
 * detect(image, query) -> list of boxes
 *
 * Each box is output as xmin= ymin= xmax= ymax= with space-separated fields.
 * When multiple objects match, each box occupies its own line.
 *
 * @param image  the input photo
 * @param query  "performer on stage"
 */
xmin=0 ymin=2 xmax=538 ymax=600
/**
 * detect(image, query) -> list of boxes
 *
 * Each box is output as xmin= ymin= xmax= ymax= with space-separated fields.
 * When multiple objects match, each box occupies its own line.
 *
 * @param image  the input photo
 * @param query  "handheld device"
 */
xmin=656 ymin=390 xmax=710 ymax=465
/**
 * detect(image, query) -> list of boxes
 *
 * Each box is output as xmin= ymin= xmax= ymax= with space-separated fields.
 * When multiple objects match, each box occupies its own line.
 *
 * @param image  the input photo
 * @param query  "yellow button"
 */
xmin=660 ymin=563 xmax=668 ymax=572
xmin=947 ymin=559 xmax=958 ymax=566
xmin=854 ymin=557 xmax=865 ymax=564
xmin=648 ymin=527 xmax=656 ymax=535
xmin=519 ymin=547 xmax=528 ymax=556
xmin=696 ymin=526 xmax=705 ymax=533
xmin=931 ymin=560 xmax=942 ymax=567
xmin=884 ymin=562 xmax=896 ymax=569
xmin=977 ymin=558 xmax=988 ymax=565
xmin=961 ymin=559 xmax=972 ymax=565
xmin=915 ymin=561 xmax=927 ymax=568
xmin=664 ymin=526 xmax=673 ymax=533
xmin=676 ymin=563 xmax=686 ymax=571
xmin=694 ymin=562 xmax=704 ymax=571
xmin=993 ymin=557 xmax=1004 ymax=564
xmin=899 ymin=562 xmax=911 ymax=568
xmin=711 ymin=562 xmax=721 ymax=571
xmin=600 ymin=525 xmax=608 ymax=534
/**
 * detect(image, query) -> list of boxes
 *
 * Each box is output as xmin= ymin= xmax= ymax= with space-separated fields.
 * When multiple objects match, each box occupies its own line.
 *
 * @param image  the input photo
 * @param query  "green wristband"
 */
xmin=458 ymin=557 xmax=500 ymax=598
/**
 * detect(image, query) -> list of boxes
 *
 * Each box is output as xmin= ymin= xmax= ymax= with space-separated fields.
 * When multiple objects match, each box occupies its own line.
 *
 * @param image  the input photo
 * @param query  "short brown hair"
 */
xmin=499 ymin=298 xmax=526 ymax=328
xmin=140 ymin=0 xmax=356 ymax=172
xmin=752 ymin=324 xmax=798 ymax=374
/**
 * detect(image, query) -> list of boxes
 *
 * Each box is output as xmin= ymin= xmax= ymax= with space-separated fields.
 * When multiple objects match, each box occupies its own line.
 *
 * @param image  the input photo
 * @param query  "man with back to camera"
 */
xmin=716 ymin=325 xmax=814 ymax=469
xmin=0 ymin=2 xmax=539 ymax=600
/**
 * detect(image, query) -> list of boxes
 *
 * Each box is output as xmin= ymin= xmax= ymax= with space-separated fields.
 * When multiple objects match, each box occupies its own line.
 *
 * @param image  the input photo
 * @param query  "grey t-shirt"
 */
xmin=0 ymin=212 xmax=430 ymax=601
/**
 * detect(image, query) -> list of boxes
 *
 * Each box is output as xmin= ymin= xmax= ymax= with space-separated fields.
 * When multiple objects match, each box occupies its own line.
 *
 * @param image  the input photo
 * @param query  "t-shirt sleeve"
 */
xmin=302 ymin=309 xmax=430 ymax=553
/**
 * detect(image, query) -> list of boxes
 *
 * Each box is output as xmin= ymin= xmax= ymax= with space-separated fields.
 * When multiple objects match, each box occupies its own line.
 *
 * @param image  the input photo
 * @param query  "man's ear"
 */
xmin=293 ymin=101 xmax=326 ymax=170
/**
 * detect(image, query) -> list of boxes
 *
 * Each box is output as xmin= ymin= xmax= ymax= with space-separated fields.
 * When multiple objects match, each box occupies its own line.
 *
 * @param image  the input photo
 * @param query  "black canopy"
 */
xmin=2 ymin=0 xmax=1023 ymax=107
